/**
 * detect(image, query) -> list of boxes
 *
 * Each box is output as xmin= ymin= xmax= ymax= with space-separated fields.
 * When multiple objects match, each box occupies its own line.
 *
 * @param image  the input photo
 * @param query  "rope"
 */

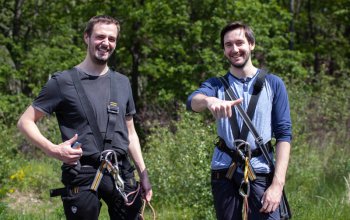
xmin=125 ymin=183 xmax=141 ymax=206
xmin=139 ymin=199 xmax=156 ymax=220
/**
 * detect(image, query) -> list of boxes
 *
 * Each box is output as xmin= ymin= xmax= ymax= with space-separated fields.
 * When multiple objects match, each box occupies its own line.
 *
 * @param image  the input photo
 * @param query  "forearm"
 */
xmin=260 ymin=141 xmax=290 ymax=213
xmin=17 ymin=106 xmax=82 ymax=165
xmin=272 ymin=141 xmax=291 ymax=188
xmin=128 ymin=133 xmax=147 ymax=176
xmin=17 ymin=106 xmax=56 ymax=156
xmin=191 ymin=93 xmax=215 ymax=112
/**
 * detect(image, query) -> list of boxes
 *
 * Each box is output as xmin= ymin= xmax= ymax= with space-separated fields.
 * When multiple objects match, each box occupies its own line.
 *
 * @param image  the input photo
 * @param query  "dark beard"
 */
xmin=229 ymin=52 xmax=251 ymax=68
xmin=92 ymin=56 xmax=108 ymax=65
xmin=231 ymin=58 xmax=248 ymax=68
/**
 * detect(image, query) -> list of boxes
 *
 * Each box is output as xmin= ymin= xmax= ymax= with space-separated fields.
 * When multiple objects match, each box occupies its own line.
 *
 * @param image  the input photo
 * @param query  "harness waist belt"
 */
xmin=211 ymin=169 xmax=272 ymax=180
xmin=216 ymin=137 xmax=273 ymax=158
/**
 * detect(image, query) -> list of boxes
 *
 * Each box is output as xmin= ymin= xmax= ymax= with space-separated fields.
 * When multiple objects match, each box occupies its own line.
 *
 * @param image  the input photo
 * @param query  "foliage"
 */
xmin=0 ymin=0 xmax=349 ymax=219
xmin=144 ymin=106 xmax=216 ymax=219
xmin=286 ymin=75 xmax=350 ymax=220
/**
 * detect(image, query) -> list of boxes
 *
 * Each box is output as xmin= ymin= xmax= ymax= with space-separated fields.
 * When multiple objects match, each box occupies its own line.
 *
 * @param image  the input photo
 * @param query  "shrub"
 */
xmin=144 ymin=106 xmax=216 ymax=219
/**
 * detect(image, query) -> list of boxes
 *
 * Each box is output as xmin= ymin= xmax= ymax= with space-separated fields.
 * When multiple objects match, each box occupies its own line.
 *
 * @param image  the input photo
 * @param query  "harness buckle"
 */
xmin=256 ymin=136 xmax=264 ymax=146
xmin=108 ymin=102 xmax=119 ymax=114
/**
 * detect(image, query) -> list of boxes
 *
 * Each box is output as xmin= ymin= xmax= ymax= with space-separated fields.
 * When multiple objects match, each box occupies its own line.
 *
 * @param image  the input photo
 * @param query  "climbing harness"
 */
xmin=218 ymin=71 xmax=292 ymax=219
xmin=90 ymin=150 xmax=139 ymax=205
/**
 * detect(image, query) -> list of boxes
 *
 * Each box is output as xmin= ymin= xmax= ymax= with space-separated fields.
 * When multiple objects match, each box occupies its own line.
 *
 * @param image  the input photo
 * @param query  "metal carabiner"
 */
xmin=116 ymin=185 xmax=128 ymax=203
xmin=234 ymin=139 xmax=251 ymax=160
xmin=239 ymin=179 xmax=250 ymax=197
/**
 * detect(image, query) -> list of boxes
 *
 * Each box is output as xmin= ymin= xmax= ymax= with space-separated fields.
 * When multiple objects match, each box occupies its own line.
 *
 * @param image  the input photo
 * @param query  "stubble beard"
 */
xmin=92 ymin=55 xmax=109 ymax=65
xmin=229 ymin=51 xmax=251 ymax=69
xmin=89 ymin=43 xmax=114 ymax=66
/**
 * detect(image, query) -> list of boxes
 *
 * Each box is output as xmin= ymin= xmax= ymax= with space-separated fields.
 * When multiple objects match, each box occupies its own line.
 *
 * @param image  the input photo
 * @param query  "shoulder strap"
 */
xmin=104 ymin=72 xmax=120 ymax=150
xmin=71 ymin=69 xmax=104 ymax=151
xmin=218 ymin=70 xmax=273 ymax=167
xmin=220 ymin=70 xmax=267 ymax=140
xmin=222 ymin=75 xmax=240 ymax=140
xmin=239 ymin=70 xmax=267 ymax=141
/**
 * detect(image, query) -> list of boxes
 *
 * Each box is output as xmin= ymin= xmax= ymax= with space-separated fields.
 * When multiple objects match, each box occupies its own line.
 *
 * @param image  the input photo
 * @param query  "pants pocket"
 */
xmin=62 ymin=190 xmax=100 ymax=220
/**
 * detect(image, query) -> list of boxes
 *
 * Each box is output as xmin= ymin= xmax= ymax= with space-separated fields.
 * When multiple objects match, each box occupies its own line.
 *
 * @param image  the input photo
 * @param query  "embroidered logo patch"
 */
xmin=71 ymin=206 xmax=77 ymax=214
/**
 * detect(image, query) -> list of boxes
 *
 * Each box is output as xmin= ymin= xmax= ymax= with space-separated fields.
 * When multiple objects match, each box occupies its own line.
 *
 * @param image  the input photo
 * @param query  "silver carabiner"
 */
xmin=239 ymin=179 xmax=250 ymax=197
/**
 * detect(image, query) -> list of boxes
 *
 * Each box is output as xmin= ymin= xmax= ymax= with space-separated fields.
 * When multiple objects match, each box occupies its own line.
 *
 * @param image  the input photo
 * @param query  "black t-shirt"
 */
xmin=32 ymin=67 xmax=136 ymax=158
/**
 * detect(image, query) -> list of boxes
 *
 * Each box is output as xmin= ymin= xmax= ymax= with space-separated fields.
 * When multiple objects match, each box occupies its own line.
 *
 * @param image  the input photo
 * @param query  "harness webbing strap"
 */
xmin=104 ymin=73 xmax=119 ymax=150
xmin=239 ymin=70 xmax=267 ymax=141
xmin=220 ymin=70 xmax=267 ymax=142
xmin=71 ymin=69 xmax=122 ymax=153
xmin=217 ymin=71 xmax=266 ymax=181
xmin=218 ymin=71 xmax=272 ymax=166
xmin=90 ymin=160 xmax=106 ymax=191
xmin=71 ymin=70 xmax=104 ymax=151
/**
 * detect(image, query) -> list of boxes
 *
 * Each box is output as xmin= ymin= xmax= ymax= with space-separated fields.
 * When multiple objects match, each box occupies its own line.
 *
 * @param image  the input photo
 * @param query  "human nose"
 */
xmin=232 ymin=44 xmax=239 ymax=52
xmin=101 ymin=38 xmax=109 ymax=45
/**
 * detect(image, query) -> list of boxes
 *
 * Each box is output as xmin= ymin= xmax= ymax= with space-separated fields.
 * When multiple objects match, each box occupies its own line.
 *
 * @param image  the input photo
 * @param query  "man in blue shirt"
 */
xmin=187 ymin=21 xmax=292 ymax=220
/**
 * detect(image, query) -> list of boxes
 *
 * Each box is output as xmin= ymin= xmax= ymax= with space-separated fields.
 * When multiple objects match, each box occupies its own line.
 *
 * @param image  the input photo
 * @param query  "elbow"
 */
xmin=17 ymin=117 xmax=25 ymax=133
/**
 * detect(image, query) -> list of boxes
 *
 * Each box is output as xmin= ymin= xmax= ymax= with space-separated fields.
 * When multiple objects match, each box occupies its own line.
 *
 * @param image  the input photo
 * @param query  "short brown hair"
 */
xmin=220 ymin=21 xmax=255 ymax=48
xmin=84 ymin=15 xmax=121 ymax=38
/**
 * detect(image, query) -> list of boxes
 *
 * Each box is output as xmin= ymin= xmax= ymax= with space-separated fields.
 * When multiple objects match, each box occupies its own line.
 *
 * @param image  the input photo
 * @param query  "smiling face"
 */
xmin=84 ymin=22 xmax=118 ymax=65
xmin=223 ymin=28 xmax=255 ymax=69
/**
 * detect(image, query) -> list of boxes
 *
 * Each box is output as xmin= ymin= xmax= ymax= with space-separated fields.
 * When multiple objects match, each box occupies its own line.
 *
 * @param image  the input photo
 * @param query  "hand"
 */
xmin=259 ymin=182 xmax=283 ymax=213
xmin=206 ymin=97 xmax=243 ymax=119
xmin=51 ymin=134 xmax=83 ymax=165
xmin=140 ymin=170 xmax=153 ymax=202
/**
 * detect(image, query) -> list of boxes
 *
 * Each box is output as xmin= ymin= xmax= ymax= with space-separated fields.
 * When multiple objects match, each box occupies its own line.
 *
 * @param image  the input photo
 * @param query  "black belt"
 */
xmin=216 ymin=137 xmax=273 ymax=158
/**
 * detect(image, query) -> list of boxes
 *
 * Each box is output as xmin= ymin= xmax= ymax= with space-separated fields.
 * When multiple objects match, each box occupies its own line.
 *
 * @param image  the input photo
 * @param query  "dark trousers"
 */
xmin=61 ymin=173 xmax=142 ymax=220
xmin=211 ymin=170 xmax=280 ymax=220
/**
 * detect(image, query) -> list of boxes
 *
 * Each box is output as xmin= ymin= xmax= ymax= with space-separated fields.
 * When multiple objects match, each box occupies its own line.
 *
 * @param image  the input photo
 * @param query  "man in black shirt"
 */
xmin=17 ymin=15 xmax=152 ymax=220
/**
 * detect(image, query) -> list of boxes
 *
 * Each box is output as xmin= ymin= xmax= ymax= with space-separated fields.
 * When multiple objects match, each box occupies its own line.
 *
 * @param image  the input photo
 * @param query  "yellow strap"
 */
xmin=247 ymin=164 xmax=256 ymax=181
xmin=225 ymin=162 xmax=237 ymax=179
xmin=244 ymin=157 xmax=249 ymax=183
xmin=90 ymin=160 xmax=107 ymax=191
xmin=242 ymin=157 xmax=250 ymax=220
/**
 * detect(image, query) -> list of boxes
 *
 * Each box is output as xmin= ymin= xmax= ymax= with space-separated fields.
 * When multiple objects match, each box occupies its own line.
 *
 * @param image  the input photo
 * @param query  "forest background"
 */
xmin=0 ymin=0 xmax=349 ymax=219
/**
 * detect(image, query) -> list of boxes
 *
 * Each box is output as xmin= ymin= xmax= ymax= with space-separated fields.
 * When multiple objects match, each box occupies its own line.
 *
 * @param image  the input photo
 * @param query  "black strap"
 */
xmin=71 ymin=70 xmax=104 ymax=151
xmin=238 ymin=70 xmax=267 ymax=141
xmin=223 ymin=89 xmax=240 ymax=140
xmin=104 ymin=73 xmax=119 ymax=150
xmin=218 ymin=70 xmax=273 ymax=167
xmin=220 ymin=70 xmax=267 ymax=142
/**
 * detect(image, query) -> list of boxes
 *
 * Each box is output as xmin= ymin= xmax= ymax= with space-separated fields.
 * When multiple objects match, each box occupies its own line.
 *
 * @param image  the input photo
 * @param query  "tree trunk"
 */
xmin=307 ymin=0 xmax=319 ymax=76
xmin=289 ymin=0 xmax=295 ymax=50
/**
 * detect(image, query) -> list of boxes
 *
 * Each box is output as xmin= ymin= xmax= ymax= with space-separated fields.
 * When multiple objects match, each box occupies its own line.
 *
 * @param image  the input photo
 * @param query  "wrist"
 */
xmin=139 ymin=168 xmax=148 ymax=178
xmin=204 ymin=96 xmax=215 ymax=107
xmin=273 ymin=173 xmax=285 ymax=189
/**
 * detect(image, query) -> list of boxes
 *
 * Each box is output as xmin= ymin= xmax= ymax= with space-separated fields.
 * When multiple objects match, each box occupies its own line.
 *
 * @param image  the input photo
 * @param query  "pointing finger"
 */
xmin=229 ymin=98 xmax=243 ymax=106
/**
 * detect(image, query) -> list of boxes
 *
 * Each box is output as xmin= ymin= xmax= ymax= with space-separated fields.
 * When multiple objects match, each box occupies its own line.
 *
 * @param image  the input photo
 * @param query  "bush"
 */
xmin=144 ymin=106 xmax=216 ymax=219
